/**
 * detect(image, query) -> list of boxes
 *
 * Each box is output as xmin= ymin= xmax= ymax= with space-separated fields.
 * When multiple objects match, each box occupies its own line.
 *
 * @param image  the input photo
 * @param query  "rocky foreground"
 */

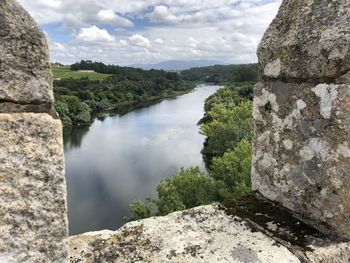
xmin=68 ymin=196 xmax=350 ymax=263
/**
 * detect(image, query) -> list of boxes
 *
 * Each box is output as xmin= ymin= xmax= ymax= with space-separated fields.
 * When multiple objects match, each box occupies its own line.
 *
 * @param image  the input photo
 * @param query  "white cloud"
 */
xmin=120 ymin=40 xmax=128 ymax=46
xmin=150 ymin=5 xmax=178 ymax=23
xmin=35 ymin=0 xmax=61 ymax=9
xmin=17 ymin=0 xmax=283 ymax=65
xmin=97 ymin=10 xmax=133 ymax=27
xmin=128 ymin=34 xmax=151 ymax=48
xmin=154 ymin=38 xmax=164 ymax=45
xmin=76 ymin=26 xmax=115 ymax=43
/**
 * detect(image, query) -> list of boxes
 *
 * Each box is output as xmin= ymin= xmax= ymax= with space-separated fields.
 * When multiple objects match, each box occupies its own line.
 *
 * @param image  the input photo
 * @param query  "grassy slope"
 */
xmin=52 ymin=66 xmax=110 ymax=81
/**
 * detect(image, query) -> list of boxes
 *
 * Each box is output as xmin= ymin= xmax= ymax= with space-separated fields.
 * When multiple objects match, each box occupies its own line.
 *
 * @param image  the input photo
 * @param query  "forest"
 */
xmin=53 ymin=61 xmax=194 ymax=125
xmin=127 ymin=82 xmax=254 ymax=221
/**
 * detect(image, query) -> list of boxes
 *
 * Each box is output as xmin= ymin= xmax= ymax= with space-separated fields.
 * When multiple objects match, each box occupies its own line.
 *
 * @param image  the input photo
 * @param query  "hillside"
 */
xmin=181 ymin=64 xmax=257 ymax=84
xmin=52 ymin=66 xmax=110 ymax=81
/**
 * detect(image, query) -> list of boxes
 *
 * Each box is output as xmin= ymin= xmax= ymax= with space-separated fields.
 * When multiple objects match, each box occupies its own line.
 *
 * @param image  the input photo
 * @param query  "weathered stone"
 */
xmin=252 ymin=80 xmax=350 ymax=239
xmin=0 ymin=113 xmax=68 ymax=262
xmin=253 ymin=0 xmax=350 ymax=241
xmin=223 ymin=195 xmax=350 ymax=263
xmin=0 ymin=102 xmax=54 ymax=114
xmin=0 ymin=0 xmax=53 ymax=104
xmin=69 ymin=199 xmax=350 ymax=263
xmin=258 ymin=0 xmax=350 ymax=81
xmin=68 ymin=204 xmax=301 ymax=263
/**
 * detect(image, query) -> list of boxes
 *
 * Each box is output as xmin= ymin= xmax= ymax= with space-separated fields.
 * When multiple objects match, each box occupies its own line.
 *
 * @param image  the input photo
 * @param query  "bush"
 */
xmin=57 ymin=95 xmax=92 ymax=124
xmin=156 ymin=167 xmax=218 ymax=215
xmin=54 ymin=101 xmax=72 ymax=126
xmin=210 ymin=140 xmax=252 ymax=199
xmin=127 ymin=167 xmax=219 ymax=220
xmin=200 ymin=100 xmax=253 ymax=161
xmin=127 ymin=199 xmax=156 ymax=221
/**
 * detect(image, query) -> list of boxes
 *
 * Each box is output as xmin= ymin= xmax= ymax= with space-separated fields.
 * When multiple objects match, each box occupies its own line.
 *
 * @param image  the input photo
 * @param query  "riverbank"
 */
xmin=59 ymin=87 xmax=196 ymax=127
xmin=54 ymin=82 xmax=196 ymax=126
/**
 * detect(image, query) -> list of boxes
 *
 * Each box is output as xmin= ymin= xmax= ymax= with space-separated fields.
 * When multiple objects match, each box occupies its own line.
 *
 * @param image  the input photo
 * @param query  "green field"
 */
xmin=52 ymin=66 xmax=111 ymax=81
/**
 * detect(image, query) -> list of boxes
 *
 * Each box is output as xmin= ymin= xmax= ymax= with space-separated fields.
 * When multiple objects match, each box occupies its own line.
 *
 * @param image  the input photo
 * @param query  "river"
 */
xmin=63 ymin=84 xmax=222 ymax=235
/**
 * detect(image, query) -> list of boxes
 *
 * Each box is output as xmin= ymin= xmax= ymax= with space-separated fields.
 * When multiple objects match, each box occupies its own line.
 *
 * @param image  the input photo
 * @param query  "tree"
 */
xmin=210 ymin=140 xmax=252 ymax=199
xmin=156 ymin=167 xmax=218 ymax=214
xmin=54 ymin=101 xmax=72 ymax=125
xmin=60 ymin=95 xmax=92 ymax=124
xmin=200 ymin=100 xmax=253 ymax=162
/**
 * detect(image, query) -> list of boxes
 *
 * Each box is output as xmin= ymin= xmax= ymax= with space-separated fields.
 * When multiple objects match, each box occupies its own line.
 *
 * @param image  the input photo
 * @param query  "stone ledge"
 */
xmin=68 ymin=196 xmax=350 ymax=263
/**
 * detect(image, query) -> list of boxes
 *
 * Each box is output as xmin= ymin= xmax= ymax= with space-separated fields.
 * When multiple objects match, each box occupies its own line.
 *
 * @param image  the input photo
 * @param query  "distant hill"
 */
xmin=130 ymin=60 xmax=227 ymax=71
xmin=181 ymin=64 xmax=258 ymax=84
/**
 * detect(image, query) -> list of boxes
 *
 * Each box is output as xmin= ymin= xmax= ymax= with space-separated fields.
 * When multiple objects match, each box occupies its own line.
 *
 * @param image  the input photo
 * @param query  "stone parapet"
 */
xmin=0 ymin=1 xmax=68 ymax=262
xmin=253 ymin=0 xmax=350 ymax=240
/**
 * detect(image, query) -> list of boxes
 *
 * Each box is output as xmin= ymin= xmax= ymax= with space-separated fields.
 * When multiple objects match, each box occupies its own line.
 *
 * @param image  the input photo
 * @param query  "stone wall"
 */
xmin=252 ymin=0 xmax=350 ymax=239
xmin=0 ymin=0 xmax=68 ymax=262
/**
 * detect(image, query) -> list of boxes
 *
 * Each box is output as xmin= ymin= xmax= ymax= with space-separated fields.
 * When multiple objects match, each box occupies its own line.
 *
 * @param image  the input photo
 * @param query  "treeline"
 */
xmin=70 ymin=60 xmax=181 ymax=81
xmin=181 ymin=64 xmax=257 ymax=84
xmin=127 ymin=82 xmax=254 ymax=221
xmin=53 ymin=61 xmax=194 ymax=125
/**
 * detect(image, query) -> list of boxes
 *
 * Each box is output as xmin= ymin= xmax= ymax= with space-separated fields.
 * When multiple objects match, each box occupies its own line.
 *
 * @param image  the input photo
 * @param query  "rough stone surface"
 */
xmin=0 ymin=113 xmax=68 ymax=262
xmin=253 ymin=0 xmax=350 ymax=240
xmin=252 ymin=81 xmax=350 ymax=238
xmin=69 ymin=200 xmax=350 ymax=263
xmin=223 ymin=195 xmax=350 ymax=263
xmin=258 ymin=0 xmax=350 ymax=81
xmin=68 ymin=204 xmax=301 ymax=263
xmin=0 ymin=0 xmax=53 ymax=104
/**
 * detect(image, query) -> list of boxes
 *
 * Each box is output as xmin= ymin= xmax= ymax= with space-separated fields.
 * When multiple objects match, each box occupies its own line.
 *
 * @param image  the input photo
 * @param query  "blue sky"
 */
xmin=18 ymin=0 xmax=282 ymax=65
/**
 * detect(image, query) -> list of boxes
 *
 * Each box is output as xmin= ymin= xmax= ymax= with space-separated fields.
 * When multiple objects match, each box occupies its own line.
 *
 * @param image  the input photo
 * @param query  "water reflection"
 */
xmin=63 ymin=126 xmax=90 ymax=151
xmin=64 ymin=84 xmax=221 ymax=235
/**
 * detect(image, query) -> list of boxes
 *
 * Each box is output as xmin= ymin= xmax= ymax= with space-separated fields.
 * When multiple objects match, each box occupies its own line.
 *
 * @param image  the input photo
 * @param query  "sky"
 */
xmin=18 ymin=0 xmax=282 ymax=66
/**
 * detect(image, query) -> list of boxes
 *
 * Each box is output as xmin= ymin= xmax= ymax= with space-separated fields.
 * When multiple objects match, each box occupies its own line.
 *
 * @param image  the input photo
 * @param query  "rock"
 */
xmin=258 ymin=0 xmax=350 ymax=81
xmin=0 ymin=0 xmax=53 ymax=104
xmin=68 ymin=204 xmax=301 ymax=263
xmin=253 ymin=0 xmax=350 ymax=240
xmin=69 ymin=198 xmax=350 ymax=263
xmin=223 ymin=195 xmax=350 ymax=263
xmin=0 ymin=113 xmax=68 ymax=262
xmin=252 ymin=81 xmax=350 ymax=238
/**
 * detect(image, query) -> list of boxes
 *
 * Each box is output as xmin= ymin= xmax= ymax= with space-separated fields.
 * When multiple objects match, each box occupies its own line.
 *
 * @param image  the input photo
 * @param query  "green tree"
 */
xmin=200 ymin=100 xmax=253 ymax=161
xmin=53 ymin=101 xmax=72 ymax=125
xmin=60 ymin=95 xmax=92 ymax=124
xmin=127 ymin=199 xmax=156 ymax=221
xmin=156 ymin=167 xmax=218 ymax=215
xmin=210 ymin=140 xmax=252 ymax=199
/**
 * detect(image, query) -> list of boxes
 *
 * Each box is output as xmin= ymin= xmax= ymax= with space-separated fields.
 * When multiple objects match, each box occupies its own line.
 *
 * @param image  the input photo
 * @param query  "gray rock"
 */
xmin=258 ymin=0 xmax=350 ymax=81
xmin=68 ymin=201 xmax=350 ymax=263
xmin=253 ymin=0 xmax=350 ymax=240
xmin=0 ymin=113 xmax=68 ymax=262
xmin=68 ymin=204 xmax=301 ymax=263
xmin=0 ymin=0 xmax=53 ymax=104
xmin=252 ymin=80 xmax=350 ymax=239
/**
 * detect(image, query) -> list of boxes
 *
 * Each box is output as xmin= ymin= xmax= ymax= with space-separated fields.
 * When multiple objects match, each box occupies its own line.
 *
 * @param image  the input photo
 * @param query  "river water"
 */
xmin=63 ymin=84 xmax=221 ymax=235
